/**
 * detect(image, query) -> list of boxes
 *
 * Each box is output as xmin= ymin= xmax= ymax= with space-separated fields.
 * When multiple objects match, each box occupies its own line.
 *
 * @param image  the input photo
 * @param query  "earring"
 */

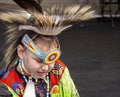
xmin=19 ymin=59 xmax=30 ymax=75
xmin=18 ymin=59 xmax=28 ymax=82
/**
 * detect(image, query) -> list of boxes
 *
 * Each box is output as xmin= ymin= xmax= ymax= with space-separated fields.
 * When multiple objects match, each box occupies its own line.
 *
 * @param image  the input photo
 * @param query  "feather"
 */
xmin=0 ymin=4 xmax=95 ymax=36
xmin=13 ymin=0 xmax=43 ymax=14
xmin=46 ymin=5 xmax=95 ymax=22
xmin=23 ymin=79 xmax=36 ymax=97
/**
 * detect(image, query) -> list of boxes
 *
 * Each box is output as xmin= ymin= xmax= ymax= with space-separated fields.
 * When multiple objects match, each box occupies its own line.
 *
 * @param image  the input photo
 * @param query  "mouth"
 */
xmin=37 ymin=72 xmax=47 ymax=77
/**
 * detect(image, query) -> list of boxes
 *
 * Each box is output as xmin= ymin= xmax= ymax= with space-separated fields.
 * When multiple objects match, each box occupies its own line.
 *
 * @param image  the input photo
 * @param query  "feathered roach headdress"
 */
xmin=1 ymin=0 xmax=95 ymax=35
xmin=0 ymin=0 xmax=95 ymax=69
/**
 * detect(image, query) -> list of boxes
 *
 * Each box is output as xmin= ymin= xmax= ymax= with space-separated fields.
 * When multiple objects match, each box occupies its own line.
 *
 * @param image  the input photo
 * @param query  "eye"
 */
xmin=35 ymin=58 xmax=43 ymax=63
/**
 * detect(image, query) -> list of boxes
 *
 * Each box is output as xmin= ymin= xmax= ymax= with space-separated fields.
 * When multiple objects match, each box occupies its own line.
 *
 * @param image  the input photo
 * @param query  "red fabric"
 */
xmin=0 ymin=60 xmax=66 ymax=96
xmin=0 ymin=70 xmax=24 ymax=97
xmin=0 ymin=70 xmax=23 ymax=89
xmin=50 ymin=60 xmax=66 ymax=86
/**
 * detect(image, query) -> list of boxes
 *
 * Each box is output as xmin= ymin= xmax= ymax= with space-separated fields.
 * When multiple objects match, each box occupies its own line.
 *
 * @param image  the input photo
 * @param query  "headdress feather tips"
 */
xmin=13 ymin=0 xmax=43 ymax=14
xmin=0 ymin=0 xmax=95 ymax=36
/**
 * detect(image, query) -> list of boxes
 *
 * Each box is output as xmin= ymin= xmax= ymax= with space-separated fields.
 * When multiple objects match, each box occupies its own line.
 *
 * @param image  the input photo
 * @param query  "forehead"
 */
xmin=34 ymin=36 xmax=58 ymax=52
xmin=22 ymin=34 xmax=61 ymax=64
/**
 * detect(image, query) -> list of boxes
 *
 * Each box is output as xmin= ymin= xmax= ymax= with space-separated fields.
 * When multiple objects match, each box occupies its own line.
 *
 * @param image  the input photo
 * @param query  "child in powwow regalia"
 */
xmin=0 ymin=0 xmax=95 ymax=96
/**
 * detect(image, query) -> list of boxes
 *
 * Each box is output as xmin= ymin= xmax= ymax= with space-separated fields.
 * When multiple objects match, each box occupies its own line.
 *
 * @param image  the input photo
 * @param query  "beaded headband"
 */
xmin=22 ymin=34 xmax=61 ymax=64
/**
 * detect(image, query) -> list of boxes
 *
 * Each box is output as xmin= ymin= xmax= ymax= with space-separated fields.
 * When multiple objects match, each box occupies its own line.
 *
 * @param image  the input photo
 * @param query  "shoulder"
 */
xmin=0 ymin=82 xmax=12 ymax=96
xmin=51 ymin=59 xmax=67 ymax=76
xmin=0 ymin=69 xmax=18 ymax=81
xmin=0 ymin=68 xmax=24 ymax=90
xmin=50 ymin=60 xmax=67 ymax=89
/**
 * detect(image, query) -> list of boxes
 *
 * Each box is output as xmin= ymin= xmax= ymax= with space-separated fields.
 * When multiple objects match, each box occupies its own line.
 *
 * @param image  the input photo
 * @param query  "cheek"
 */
xmin=23 ymin=57 xmax=40 ymax=73
xmin=48 ymin=63 xmax=55 ymax=71
xmin=27 ymin=61 xmax=41 ymax=72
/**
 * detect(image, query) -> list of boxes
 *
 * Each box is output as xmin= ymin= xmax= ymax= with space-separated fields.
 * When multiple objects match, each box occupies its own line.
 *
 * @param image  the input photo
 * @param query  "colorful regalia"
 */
xmin=0 ymin=60 xmax=80 ymax=97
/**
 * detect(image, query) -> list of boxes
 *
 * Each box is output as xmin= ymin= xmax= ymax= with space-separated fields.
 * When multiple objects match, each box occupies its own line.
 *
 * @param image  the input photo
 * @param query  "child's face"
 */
xmin=22 ymin=50 xmax=55 ymax=79
xmin=17 ymin=37 xmax=57 ymax=79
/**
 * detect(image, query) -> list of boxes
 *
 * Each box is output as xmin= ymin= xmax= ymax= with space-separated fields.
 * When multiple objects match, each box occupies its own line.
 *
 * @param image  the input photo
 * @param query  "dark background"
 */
xmin=58 ymin=19 xmax=120 ymax=97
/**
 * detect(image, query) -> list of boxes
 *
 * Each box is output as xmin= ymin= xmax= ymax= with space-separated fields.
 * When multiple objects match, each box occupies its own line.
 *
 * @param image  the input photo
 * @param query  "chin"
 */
xmin=33 ymin=73 xmax=47 ymax=79
xmin=37 ymin=75 xmax=46 ymax=79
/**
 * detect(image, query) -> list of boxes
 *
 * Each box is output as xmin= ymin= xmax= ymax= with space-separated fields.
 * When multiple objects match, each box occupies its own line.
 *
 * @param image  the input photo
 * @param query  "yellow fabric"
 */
xmin=7 ymin=86 xmax=18 ymax=97
xmin=51 ymin=67 xmax=80 ymax=97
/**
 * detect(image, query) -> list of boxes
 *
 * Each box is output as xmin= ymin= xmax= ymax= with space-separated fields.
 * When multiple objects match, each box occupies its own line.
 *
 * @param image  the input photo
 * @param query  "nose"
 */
xmin=41 ymin=64 xmax=49 ymax=71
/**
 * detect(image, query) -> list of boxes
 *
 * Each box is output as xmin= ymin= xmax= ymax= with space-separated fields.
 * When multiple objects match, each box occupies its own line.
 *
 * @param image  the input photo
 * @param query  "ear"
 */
xmin=17 ymin=45 xmax=25 ymax=59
